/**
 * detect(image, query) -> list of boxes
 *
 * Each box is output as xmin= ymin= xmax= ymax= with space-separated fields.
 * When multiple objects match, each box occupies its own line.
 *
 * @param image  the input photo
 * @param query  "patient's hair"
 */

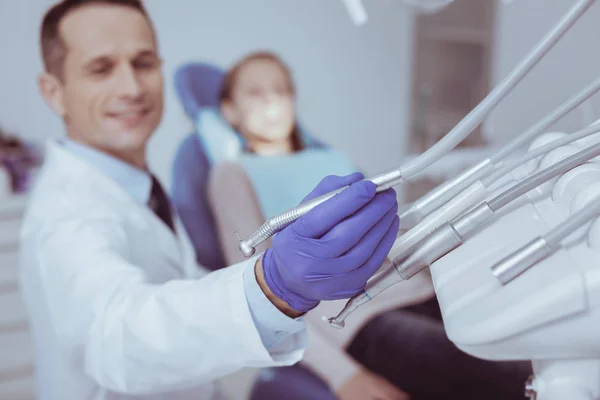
xmin=219 ymin=51 xmax=305 ymax=152
xmin=40 ymin=0 xmax=152 ymax=80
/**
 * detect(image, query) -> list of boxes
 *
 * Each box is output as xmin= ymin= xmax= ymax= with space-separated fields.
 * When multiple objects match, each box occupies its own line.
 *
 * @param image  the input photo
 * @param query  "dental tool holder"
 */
xmin=429 ymin=132 xmax=600 ymax=400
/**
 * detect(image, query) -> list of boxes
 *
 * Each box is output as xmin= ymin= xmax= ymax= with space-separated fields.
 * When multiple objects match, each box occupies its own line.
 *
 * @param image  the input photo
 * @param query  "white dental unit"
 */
xmin=237 ymin=0 xmax=600 ymax=398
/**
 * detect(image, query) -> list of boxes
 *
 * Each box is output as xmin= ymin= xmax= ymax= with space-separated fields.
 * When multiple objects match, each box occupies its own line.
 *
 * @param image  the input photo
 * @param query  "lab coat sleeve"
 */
xmin=34 ymin=212 xmax=306 ymax=395
xmin=242 ymin=261 xmax=306 ymax=348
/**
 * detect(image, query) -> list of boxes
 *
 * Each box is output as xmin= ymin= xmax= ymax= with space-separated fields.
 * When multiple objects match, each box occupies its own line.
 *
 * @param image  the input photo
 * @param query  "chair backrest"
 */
xmin=173 ymin=62 xmax=225 ymax=120
xmin=172 ymin=62 xmax=227 ymax=271
xmin=171 ymin=61 xmax=329 ymax=271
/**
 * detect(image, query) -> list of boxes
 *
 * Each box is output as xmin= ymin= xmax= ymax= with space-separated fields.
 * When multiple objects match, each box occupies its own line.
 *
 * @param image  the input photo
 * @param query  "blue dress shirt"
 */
xmin=61 ymin=139 xmax=304 ymax=349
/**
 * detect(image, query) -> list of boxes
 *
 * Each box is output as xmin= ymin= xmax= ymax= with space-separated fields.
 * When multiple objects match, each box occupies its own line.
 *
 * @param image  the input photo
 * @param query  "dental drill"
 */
xmin=326 ymin=141 xmax=600 ymax=328
xmin=492 ymin=197 xmax=600 ymax=285
xmin=236 ymin=0 xmax=595 ymax=258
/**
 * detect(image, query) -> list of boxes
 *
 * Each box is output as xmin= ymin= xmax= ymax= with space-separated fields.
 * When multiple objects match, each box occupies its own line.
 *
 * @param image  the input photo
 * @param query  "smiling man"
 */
xmin=38 ymin=0 xmax=163 ymax=168
xmin=18 ymin=1 xmax=401 ymax=399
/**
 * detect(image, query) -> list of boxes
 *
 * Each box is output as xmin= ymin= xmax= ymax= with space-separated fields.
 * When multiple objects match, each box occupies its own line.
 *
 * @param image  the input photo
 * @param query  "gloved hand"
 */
xmin=262 ymin=172 xmax=400 ymax=313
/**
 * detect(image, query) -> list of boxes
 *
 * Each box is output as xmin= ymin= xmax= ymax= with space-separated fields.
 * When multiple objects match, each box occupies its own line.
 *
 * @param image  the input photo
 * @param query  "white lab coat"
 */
xmin=18 ymin=141 xmax=306 ymax=400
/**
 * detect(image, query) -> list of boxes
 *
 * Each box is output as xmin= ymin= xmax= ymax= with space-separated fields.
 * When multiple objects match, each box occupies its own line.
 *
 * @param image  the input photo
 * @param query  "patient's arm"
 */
xmin=207 ymin=161 xmax=271 ymax=265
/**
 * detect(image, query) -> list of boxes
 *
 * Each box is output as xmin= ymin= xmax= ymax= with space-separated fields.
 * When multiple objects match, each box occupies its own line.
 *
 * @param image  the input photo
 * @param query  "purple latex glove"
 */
xmin=262 ymin=173 xmax=400 ymax=313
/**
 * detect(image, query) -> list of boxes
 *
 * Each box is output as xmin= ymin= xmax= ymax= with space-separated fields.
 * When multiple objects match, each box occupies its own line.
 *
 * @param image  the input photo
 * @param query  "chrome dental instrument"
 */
xmin=399 ymin=76 xmax=600 ymax=232
xmin=492 ymin=197 xmax=600 ymax=285
xmin=363 ymin=122 xmax=600 ymax=287
xmin=326 ymin=141 xmax=600 ymax=328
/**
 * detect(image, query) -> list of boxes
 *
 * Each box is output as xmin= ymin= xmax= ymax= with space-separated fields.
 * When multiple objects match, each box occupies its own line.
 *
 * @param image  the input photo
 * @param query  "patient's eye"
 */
xmin=246 ymin=87 xmax=262 ymax=97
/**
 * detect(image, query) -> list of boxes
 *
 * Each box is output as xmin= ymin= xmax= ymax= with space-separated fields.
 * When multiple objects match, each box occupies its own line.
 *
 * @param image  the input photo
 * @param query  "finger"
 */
xmin=288 ymin=204 xmax=397 ymax=263
xmin=307 ymin=200 xmax=397 ymax=262
xmin=332 ymin=212 xmax=399 ymax=274
xmin=319 ymin=216 xmax=399 ymax=299
xmin=301 ymin=172 xmax=364 ymax=203
xmin=293 ymin=180 xmax=376 ymax=238
xmin=340 ymin=215 xmax=400 ymax=284
xmin=317 ymin=189 xmax=398 ymax=257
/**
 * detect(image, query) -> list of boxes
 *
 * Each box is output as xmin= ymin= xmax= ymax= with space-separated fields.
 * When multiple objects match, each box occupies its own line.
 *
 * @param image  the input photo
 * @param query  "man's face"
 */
xmin=40 ymin=4 xmax=163 ymax=166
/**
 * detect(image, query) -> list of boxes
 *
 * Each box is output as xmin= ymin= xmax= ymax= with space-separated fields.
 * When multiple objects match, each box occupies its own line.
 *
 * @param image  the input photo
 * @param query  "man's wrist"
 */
xmin=255 ymin=255 xmax=304 ymax=319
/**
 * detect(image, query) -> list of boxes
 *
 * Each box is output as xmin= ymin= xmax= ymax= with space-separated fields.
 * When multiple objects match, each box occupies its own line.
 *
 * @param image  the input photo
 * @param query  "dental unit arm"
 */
xmin=399 ymin=76 xmax=600 ymax=232
xmin=422 ymin=139 xmax=600 ymax=400
xmin=323 ymin=0 xmax=599 ymax=327
xmin=338 ymin=1 xmax=600 ymax=398
xmin=326 ymin=139 xmax=600 ymax=328
xmin=236 ymin=0 xmax=594 ymax=258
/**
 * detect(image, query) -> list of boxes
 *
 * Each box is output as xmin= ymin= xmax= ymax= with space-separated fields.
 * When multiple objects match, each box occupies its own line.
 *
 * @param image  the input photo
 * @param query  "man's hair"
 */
xmin=40 ymin=0 xmax=151 ymax=80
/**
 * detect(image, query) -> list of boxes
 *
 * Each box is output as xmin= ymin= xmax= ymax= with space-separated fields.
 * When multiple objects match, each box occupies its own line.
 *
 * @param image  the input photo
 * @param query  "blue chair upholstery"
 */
xmin=171 ymin=63 xmax=227 ymax=271
xmin=171 ymin=61 xmax=337 ymax=399
xmin=250 ymin=365 xmax=337 ymax=400
xmin=174 ymin=62 xmax=224 ymax=116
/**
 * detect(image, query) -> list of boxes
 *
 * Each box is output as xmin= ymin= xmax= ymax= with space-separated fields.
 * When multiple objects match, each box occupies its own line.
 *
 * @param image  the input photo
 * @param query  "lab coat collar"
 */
xmin=59 ymin=138 xmax=152 ymax=205
xmin=44 ymin=139 xmax=185 ymax=269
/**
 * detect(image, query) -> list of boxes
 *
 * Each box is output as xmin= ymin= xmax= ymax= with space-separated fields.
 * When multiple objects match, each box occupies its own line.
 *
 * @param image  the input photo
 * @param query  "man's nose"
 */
xmin=115 ymin=65 xmax=143 ymax=98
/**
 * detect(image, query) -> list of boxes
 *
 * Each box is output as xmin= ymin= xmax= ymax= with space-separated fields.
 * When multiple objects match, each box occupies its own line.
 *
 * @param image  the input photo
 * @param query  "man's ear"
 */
xmin=220 ymin=100 xmax=238 ymax=127
xmin=38 ymin=72 xmax=66 ymax=117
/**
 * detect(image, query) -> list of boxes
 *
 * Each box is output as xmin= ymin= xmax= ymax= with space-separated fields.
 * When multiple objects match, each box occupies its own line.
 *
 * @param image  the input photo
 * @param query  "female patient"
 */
xmin=207 ymin=51 xmax=531 ymax=400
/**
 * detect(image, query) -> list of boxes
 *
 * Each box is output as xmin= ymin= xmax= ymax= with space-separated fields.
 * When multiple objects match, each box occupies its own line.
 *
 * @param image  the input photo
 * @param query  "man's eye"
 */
xmin=90 ymin=66 xmax=111 ymax=76
xmin=134 ymin=59 xmax=159 ymax=70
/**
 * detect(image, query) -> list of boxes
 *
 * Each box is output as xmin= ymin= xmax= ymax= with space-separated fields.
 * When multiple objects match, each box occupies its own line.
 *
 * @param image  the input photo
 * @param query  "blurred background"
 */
xmin=2 ymin=0 xmax=600 ymax=398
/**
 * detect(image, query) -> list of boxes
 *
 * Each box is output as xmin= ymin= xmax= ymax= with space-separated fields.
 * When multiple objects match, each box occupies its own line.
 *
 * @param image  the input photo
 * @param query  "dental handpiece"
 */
xmin=238 ymin=169 xmax=404 ymax=257
xmin=326 ymin=141 xmax=600 ymax=328
xmin=238 ymin=0 xmax=593 ymax=257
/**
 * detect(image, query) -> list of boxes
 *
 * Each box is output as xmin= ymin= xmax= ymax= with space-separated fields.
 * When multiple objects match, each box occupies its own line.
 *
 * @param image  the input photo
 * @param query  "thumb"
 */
xmin=301 ymin=172 xmax=364 ymax=203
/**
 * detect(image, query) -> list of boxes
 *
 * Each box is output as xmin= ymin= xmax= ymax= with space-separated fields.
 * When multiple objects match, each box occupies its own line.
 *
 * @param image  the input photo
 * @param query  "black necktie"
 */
xmin=148 ymin=174 xmax=175 ymax=233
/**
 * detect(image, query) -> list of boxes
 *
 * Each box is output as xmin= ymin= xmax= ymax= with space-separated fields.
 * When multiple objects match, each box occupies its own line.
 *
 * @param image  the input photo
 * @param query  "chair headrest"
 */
xmin=196 ymin=107 xmax=243 ymax=164
xmin=196 ymin=107 xmax=330 ymax=165
xmin=174 ymin=62 xmax=224 ymax=120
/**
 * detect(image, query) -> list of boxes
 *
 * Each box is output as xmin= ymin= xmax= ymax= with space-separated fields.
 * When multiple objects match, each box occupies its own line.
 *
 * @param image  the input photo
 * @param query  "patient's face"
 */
xmin=39 ymin=4 xmax=164 ymax=167
xmin=228 ymin=59 xmax=295 ymax=146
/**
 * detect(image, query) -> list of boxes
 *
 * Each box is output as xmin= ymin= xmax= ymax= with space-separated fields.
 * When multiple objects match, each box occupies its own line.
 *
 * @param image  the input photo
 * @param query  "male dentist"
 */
xmin=18 ymin=0 xmax=400 ymax=399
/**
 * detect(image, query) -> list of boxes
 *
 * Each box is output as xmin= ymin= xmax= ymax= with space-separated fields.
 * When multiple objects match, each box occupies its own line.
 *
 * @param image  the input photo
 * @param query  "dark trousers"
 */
xmin=346 ymin=298 xmax=532 ymax=400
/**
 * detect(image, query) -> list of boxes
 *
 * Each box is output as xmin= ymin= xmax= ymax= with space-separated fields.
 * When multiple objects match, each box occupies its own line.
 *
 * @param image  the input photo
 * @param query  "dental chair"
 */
xmin=172 ymin=62 xmax=227 ymax=272
xmin=171 ymin=62 xmax=337 ymax=400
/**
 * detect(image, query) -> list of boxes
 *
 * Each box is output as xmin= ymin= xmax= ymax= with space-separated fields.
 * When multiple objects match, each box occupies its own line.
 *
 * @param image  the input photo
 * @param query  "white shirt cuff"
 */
xmin=242 ymin=259 xmax=305 ymax=349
